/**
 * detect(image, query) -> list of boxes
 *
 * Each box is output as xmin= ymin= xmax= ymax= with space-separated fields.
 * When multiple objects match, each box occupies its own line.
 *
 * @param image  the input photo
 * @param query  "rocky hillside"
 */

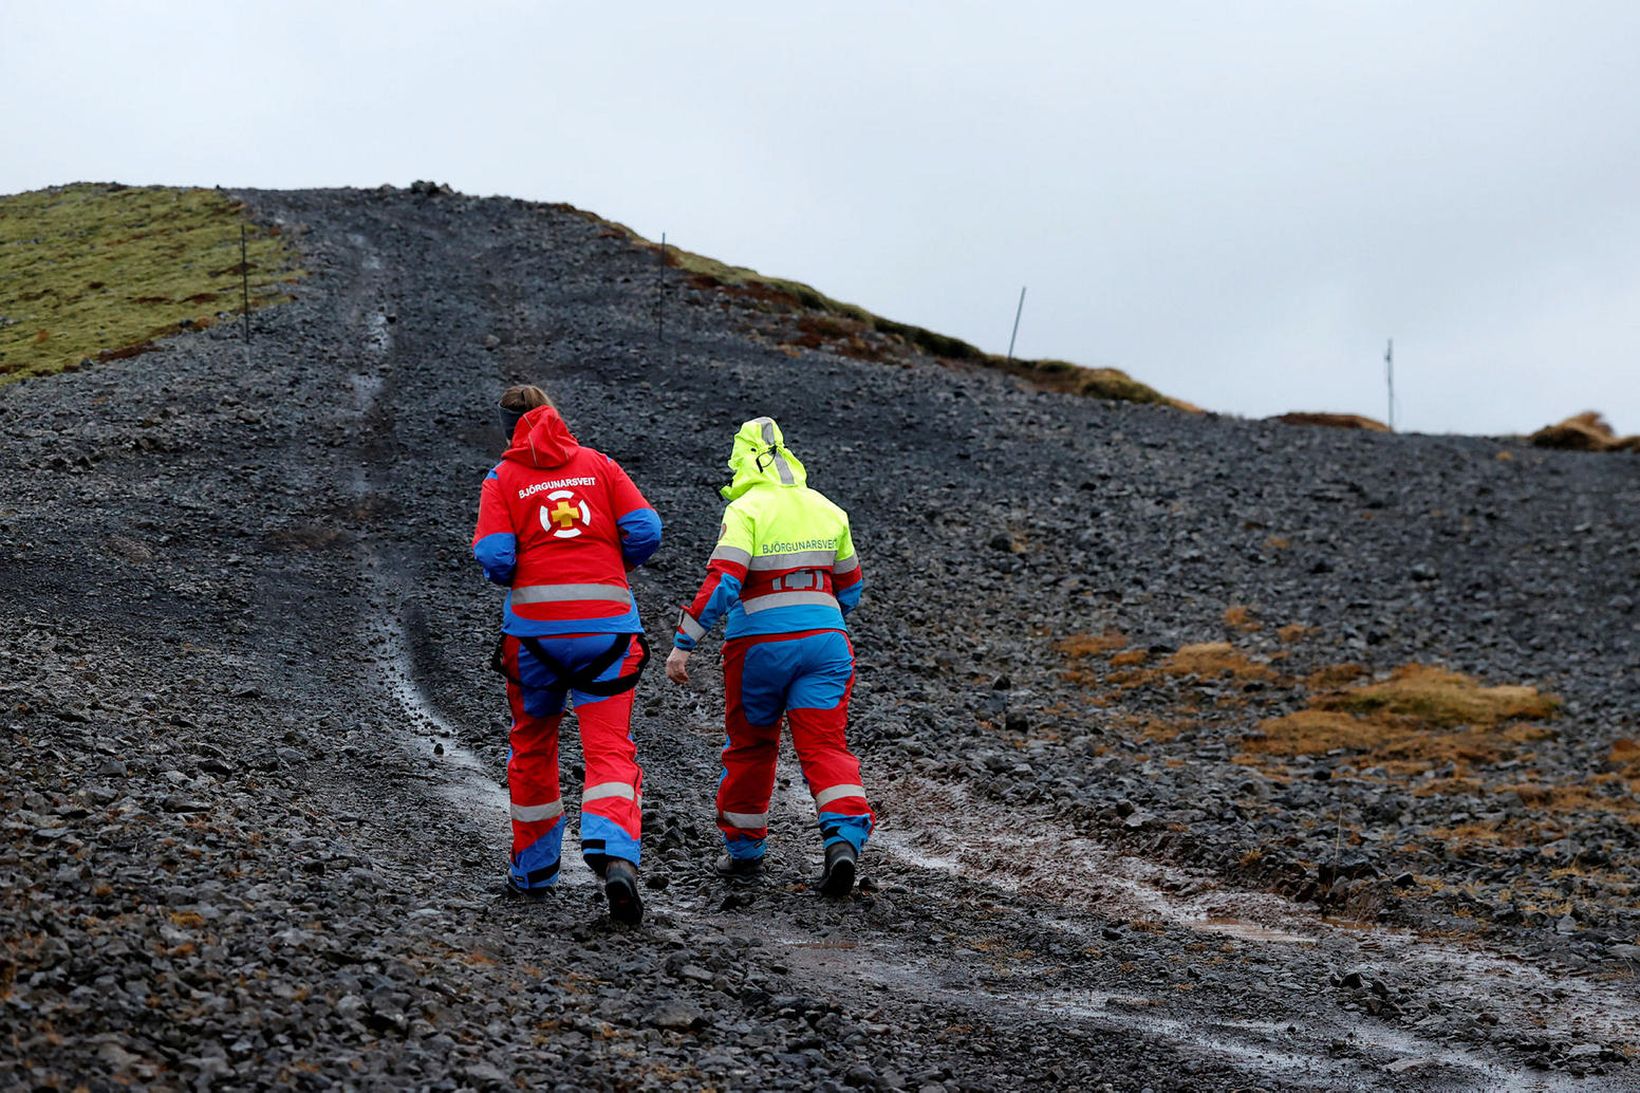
xmin=2 ymin=185 xmax=1636 ymax=1090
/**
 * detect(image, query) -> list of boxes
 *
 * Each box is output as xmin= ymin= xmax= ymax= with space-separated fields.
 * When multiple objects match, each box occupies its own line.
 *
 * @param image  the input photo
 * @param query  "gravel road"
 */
xmin=2 ymin=186 xmax=1635 ymax=1090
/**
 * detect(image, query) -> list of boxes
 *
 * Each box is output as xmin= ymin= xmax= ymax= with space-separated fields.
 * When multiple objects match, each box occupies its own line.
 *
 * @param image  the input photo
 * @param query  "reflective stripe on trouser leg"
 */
xmin=573 ymin=636 xmax=644 ymax=867
xmin=791 ymin=705 xmax=873 ymax=853
xmin=717 ymin=636 xmax=780 ymax=860
xmin=504 ymin=636 xmax=566 ymax=889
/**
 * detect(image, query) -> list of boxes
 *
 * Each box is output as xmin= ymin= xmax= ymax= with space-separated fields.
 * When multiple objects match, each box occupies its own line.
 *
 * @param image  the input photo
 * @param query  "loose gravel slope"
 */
xmin=1 ymin=186 xmax=1636 ymax=1091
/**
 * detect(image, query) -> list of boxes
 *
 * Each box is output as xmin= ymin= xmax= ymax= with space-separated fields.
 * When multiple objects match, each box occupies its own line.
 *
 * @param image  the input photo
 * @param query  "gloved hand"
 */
xmin=665 ymin=648 xmax=691 ymax=685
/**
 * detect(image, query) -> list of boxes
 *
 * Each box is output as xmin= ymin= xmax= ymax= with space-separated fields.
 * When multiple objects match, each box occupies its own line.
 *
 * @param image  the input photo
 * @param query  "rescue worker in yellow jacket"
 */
xmin=665 ymin=417 xmax=873 ymax=896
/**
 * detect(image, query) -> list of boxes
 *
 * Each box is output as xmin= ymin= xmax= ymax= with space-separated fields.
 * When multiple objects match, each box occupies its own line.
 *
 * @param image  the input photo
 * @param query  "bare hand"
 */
xmin=665 ymin=648 xmax=692 ymax=685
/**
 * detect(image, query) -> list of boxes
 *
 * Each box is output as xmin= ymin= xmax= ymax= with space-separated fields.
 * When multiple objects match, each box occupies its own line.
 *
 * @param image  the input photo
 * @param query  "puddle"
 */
xmin=348 ymin=232 xmax=382 ymax=271
xmin=349 ymin=372 xmax=383 ymax=413
xmin=1194 ymin=917 xmax=1316 ymax=945
xmin=847 ymin=955 xmax=1346 ymax=1085
xmin=369 ymin=616 xmax=508 ymax=819
xmin=364 ymin=312 xmax=391 ymax=353
xmin=854 ymin=773 xmax=1639 ymax=1086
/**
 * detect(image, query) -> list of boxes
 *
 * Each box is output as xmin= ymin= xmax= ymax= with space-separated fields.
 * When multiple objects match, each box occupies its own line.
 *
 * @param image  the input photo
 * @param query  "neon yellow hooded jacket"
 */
xmin=674 ymin=417 xmax=862 ymax=649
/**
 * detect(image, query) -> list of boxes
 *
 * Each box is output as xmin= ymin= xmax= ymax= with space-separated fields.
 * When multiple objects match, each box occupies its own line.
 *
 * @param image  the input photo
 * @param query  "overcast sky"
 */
xmin=5 ymin=2 xmax=1637 ymax=435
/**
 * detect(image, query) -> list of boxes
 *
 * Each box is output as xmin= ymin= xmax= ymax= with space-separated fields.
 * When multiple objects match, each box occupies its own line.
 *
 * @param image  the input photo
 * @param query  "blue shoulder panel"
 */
xmin=617 ymin=507 xmax=662 ymax=568
xmin=474 ymin=531 xmax=517 ymax=585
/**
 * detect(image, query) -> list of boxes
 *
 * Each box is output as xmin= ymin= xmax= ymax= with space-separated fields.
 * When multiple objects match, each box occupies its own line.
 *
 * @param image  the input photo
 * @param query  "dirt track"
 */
xmin=2 ymin=186 xmax=1636 ymax=1090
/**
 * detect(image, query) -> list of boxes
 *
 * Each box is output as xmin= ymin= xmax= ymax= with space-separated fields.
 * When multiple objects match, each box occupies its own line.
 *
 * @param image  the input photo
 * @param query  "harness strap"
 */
xmin=491 ymin=632 xmax=651 ymax=698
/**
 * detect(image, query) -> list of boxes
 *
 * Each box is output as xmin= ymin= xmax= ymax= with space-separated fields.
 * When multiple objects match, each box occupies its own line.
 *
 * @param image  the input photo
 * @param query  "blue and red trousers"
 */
xmin=499 ymin=633 xmax=644 ymax=892
xmin=717 ymin=629 xmax=874 ymax=861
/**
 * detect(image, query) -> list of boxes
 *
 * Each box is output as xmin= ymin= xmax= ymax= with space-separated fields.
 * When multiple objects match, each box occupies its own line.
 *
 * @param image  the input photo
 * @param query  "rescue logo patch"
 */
xmin=540 ymin=489 xmax=592 ymax=539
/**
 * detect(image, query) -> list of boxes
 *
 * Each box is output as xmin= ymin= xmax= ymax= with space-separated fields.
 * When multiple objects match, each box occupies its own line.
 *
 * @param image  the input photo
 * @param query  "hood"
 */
xmin=722 ymin=416 xmax=807 ymax=500
xmin=503 ymin=405 xmax=580 ymax=469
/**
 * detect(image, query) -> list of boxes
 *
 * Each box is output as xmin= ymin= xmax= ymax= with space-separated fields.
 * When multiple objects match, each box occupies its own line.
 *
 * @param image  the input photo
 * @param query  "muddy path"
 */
xmin=2 ymin=186 xmax=1634 ymax=1090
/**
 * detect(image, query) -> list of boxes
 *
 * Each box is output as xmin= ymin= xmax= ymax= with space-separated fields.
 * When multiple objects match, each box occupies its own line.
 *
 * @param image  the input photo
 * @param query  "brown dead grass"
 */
xmin=1056 ymin=631 xmax=1128 ymax=659
xmin=1501 ymin=723 xmax=1556 ymax=745
xmin=1141 ymin=717 xmax=1189 ymax=743
xmin=1277 ymin=623 xmax=1313 ymax=644
xmin=1609 ymin=738 xmax=1640 ymax=795
xmin=1529 ymin=411 xmax=1639 ymax=453
xmin=1271 ymin=412 xmax=1392 ymax=432
xmin=1305 ymin=663 xmax=1368 ymax=690
xmin=1428 ymin=821 xmax=1533 ymax=848
xmin=1163 ymin=642 xmax=1278 ymax=683
xmin=1246 ymin=665 xmax=1558 ymax=765
xmin=1247 ymin=715 xmax=1523 ymax=769
xmin=1412 ymin=776 xmax=1486 ymax=798
xmin=1315 ymin=664 xmax=1559 ymax=728
xmin=1051 ymin=629 xmax=1621 ymax=846
xmin=1246 ymin=710 xmax=1390 ymax=754
xmin=1223 ymin=604 xmax=1261 ymax=633
xmin=1056 ymin=630 xmax=1132 ymax=687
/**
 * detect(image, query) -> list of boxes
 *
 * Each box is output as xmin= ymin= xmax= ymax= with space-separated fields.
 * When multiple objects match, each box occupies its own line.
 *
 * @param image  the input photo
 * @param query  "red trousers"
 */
xmin=502 ymin=633 xmax=644 ymax=889
xmin=716 ymin=629 xmax=873 ymax=860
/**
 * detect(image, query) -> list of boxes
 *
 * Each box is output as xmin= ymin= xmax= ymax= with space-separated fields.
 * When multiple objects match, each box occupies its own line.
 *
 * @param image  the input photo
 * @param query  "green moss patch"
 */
xmin=0 ymin=183 xmax=304 ymax=384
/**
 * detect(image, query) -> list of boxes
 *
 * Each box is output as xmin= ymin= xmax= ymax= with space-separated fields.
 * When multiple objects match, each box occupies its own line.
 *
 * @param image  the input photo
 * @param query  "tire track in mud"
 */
xmin=320 ymin=226 xmax=1630 ymax=1091
xmin=727 ymin=738 xmax=1635 ymax=1090
xmin=334 ymin=231 xmax=581 ymax=891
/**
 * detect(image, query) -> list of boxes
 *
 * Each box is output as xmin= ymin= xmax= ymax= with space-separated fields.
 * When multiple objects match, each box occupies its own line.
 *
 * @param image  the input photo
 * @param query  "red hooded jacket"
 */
xmin=471 ymin=406 xmax=662 ymax=636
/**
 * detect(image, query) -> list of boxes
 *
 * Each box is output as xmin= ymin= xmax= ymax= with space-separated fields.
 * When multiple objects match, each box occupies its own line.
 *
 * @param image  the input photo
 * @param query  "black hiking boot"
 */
xmin=603 ymin=858 xmax=643 ymax=925
xmin=714 ymin=852 xmax=763 ymax=880
xmin=503 ymin=874 xmax=552 ymax=901
xmin=816 ymin=842 xmax=857 ymax=897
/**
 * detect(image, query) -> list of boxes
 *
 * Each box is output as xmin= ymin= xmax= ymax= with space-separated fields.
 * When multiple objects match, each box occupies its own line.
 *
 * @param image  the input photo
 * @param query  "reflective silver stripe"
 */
xmin=510 ymin=799 xmax=564 ymax=823
xmin=814 ymin=784 xmax=867 ymax=809
xmin=583 ymin=781 xmax=636 ymax=803
xmin=710 ymin=544 xmax=752 ymax=566
xmin=677 ymin=610 xmax=706 ymax=641
xmin=741 ymin=591 xmax=839 ymax=613
xmin=753 ymin=417 xmax=796 ymax=485
xmin=748 ymin=550 xmax=836 ymax=571
xmin=832 ymin=554 xmax=860 ymax=576
xmin=512 ymin=584 xmax=632 ymax=606
xmin=719 ymin=810 xmax=769 ymax=828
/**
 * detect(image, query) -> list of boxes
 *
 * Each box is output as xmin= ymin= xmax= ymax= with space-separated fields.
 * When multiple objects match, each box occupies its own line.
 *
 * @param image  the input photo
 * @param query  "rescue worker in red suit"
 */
xmin=665 ymin=417 xmax=873 ymax=896
xmin=472 ymin=386 xmax=661 ymax=924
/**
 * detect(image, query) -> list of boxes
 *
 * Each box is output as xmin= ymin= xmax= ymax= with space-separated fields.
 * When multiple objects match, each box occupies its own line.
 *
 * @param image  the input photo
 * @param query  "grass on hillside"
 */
xmin=1054 ymin=626 xmax=1623 ymax=873
xmin=1270 ymin=412 xmax=1391 ymax=433
xmin=0 ymin=183 xmax=304 ymax=384
xmin=1249 ymin=665 xmax=1560 ymax=760
xmin=560 ymin=204 xmax=1197 ymax=412
xmin=1058 ymin=628 xmax=1582 ymax=811
xmin=1529 ymin=411 xmax=1640 ymax=454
